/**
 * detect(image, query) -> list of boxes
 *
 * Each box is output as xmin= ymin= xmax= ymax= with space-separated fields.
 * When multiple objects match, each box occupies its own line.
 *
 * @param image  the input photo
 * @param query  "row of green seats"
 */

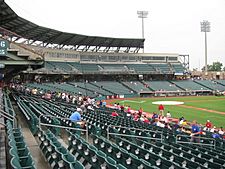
xmin=38 ymin=129 xmax=85 ymax=169
xmin=68 ymin=130 xmax=125 ymax=169
xmin=92 ymin=134 xmax=158 ymax=169
xmin=6 ymin=121 xmax=36 ymax=169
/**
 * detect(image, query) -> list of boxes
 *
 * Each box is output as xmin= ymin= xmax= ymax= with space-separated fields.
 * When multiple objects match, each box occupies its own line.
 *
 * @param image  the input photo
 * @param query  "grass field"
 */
xmin=109 ymin=96 xmax=225 ymax=128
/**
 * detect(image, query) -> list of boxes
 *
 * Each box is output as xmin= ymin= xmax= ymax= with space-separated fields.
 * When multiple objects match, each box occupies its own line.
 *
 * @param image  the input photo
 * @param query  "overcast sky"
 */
xmin=6 ymin=0 xmax=225 ymax=70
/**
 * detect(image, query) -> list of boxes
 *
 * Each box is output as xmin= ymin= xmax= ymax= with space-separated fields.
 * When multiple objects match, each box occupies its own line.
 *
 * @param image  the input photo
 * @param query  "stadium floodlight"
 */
xmin=137 ymin=11 xmax=148 ymax=39
xmin=200 ymin=20 xmax=211 ymax=72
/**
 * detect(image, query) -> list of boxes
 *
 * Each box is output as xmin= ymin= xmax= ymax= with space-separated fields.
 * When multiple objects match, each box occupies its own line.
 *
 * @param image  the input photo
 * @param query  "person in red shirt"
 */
xmin=143 ymin=117 xmax=150 ymax=124
xmin=127 ymin=106 xmax=131 ymax=117
xmin=138 ymin=107 xmax=143 ymax=117
xmin=111 ymin=111 xmax=118 ymax=117
xmin=205 ymin=120 xmax=212 ymax=131
xmin=120 ymin=105 xmax=124 ymax=112
xmin=158 ymin=104 xmax=164 ymax=116
xmin=133 ymin=114 xmax=139 ymax=121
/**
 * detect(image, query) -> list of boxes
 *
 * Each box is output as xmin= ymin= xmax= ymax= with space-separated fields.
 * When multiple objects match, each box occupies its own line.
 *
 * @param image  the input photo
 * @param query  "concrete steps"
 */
xmin=13 ymin=103 xmax=51 ymax=169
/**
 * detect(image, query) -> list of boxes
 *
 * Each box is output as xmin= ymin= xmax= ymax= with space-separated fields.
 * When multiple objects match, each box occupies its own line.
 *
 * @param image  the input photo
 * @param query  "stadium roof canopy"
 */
xmin=0 ymin=1 xmax=144 ymax=52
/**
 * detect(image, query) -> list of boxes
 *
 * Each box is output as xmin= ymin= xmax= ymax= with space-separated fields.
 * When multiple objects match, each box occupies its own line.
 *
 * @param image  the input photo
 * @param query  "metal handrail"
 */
xmin=0 ymin=109 xmax=17 ymax=128
xmin=106 ymin=125 xmax=163 ymax=142
xmin=0 ymin=122 xmax=6 ymax=127
xmin=0 ymin=102 xmax=15 ymax=112
xmin=107 ymin=132 xmax=163 ymax=141
xmin=107 ymin=125 xmax=163 ymax=133
xmin=175 ymin=134 xmax=216 ymax=149
xmin=39 ymin=114 xmax=89 ymax=140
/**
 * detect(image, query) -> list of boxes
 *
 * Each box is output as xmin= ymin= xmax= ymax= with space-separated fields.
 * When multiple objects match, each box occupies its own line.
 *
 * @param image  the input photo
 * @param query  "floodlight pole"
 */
xmin=200 ymin=20 xmax=210 ymax=73
xmin=205 ymin=31 xmax=208 ymax=72
xmin=137 ymin=11 xmax=148 ymax=53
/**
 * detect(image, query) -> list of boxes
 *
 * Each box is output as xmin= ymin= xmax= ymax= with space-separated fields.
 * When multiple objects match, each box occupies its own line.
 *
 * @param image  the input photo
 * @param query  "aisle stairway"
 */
xmin=12 ymin=99 xmax=51 ymax=169
xmin=0 ymin=89 xmax=6 ymax=169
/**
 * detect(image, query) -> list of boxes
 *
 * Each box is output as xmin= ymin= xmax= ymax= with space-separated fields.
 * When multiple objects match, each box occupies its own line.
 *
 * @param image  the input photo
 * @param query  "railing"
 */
xmin=38 ymin=114 xmax=89 ymax=140
xmin=106 ymin=125 xmax=163 ymax=142
xmin=0 ymin=109 xmax=17 ymax=128
xmin=176 ymin=134 xmax=216 ymax=149
xmin=0 ymin=102 xmax=16 ymax=114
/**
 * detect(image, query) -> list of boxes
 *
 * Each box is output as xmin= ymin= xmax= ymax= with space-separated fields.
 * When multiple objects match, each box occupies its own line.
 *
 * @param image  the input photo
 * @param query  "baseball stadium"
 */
xmin=0 ymin=0 xmax=225 ymax=169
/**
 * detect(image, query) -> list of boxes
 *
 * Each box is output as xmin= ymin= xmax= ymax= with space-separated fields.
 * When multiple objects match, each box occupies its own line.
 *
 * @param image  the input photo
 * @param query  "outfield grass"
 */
xmin=109 ymin=96 xmax=225 ymax=128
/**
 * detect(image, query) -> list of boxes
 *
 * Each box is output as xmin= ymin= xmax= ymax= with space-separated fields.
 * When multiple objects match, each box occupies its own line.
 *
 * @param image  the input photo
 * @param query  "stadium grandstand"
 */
xmin=0 ymin=0 xmax=225 ymax=169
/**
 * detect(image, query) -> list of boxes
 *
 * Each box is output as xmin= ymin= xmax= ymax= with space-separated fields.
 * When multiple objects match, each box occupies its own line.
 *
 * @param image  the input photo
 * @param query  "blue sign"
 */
xmin=0 ymin=49 xmax=7 ymax=56
xmin=0 ymin=40 xmax=8 ymax=49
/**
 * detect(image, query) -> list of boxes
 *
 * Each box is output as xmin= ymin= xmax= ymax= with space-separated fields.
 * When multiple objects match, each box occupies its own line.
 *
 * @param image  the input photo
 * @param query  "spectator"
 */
xmin=102 ymin=101 xmax=106 ymax=108
xmin=218 ymin=127 xmax=224 ymax=135
xmin=166 ymin=111 xmax=171 ymax=118
xmin=127 ymin=106 xmax=131 ymax=117
xmin=191 ymin=120 xmax=201 ymax=143
xmin=143 ymin=117 xmax=150 ymax=124
xmin=114 ymin=103 xmax=117 ymax=108
xmin=210 ymin=126 xmax=216 ymax=133
xmin=120 ymin=105 xmax=124 ymax=112
xmin=76 ymin=107 xmax=83 ymax=113
xmin=165 ymin=123 xmax=172 ymax=130
xmin=179 ymin=118 xmax=185 ymax=125
xmin=69 ymin=108 xmax=81 ymax=122
xmin=111 ymin=110 xmax=119 ymax=117
xmin=61 ymin=92 xmax=66 ymax=100
xmin=173 ymin=121 xmax=180 ymax=130
xmin=152 ymin=112 xmax=158 ymax=119
xmin=138 ymin=107 xmax=143 ymax=117
xmin=181 ymin=120 xmax=187 ymax=126
xmin=179 ymin=116 xmax=184 ymax=121
xmin=205 ymin=120 xmax=212 ymax=130
xmin=44 ymin=92 xmax=52 ymax=100
xmin=160 ymin=116 xmax=168 ymax=123
xmin=156 ymin=120 xmax=165 ymax=128
xmin=72 ymin=96 xmax=76 ymax=104
xmin=133 ymin=114 xmax=139 ymax=121
xmin=158 ymin=104 xmax=164 ymax=116
xmin=87 ymin=105 xmax=94 ymax=111
xmin=117 ymin=103 xmax=121 ymax=110
xmin=212 ymin=132 xmax=221 ymax=139
xmin=99 ymin=100 xmax=103 ymax=107
xmin=69 ymin=108 xmax=85 ymax=135
xmin=31 ymin=88 xmax=38 ymax=95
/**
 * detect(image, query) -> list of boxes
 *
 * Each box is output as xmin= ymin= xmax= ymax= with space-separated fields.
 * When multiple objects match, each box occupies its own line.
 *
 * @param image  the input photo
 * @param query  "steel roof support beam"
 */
xmin=29 ymin=29 xmax=52 ymax=42
xmin=16 ymin=26 xmax=39 ymax=36
xmin=0 ymin=15 xmax=18 ymax=25
xmin=59 ymin=34 xmax=77 ymax=47
xmin=74 ymin=36 xmax=89 ymax=47
xmin=84 ymin=46 xmax=91 ymax=52
xmin=8 ymin=22 xmax=30 ymax=32
xmin=124 ymin=47 xmax=131 ymax=53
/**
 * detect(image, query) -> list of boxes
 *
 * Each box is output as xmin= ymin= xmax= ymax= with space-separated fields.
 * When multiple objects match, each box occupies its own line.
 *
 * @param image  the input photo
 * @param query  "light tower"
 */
xmin=200 ymin=20 xmax=210 ymax=72
xmin=137 ymin=11 xmax=148 ymax=52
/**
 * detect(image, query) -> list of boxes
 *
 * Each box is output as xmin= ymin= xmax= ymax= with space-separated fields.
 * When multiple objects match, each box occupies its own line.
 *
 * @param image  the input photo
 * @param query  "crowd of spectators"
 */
xmin=109 ymin=103 xmax=225 ymax=141
xmin=9 ymin=83 xmax=225 ymax=142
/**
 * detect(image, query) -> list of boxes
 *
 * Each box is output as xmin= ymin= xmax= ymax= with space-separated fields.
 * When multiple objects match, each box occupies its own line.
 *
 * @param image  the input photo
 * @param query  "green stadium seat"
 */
xmin=10 ymin=156 xmax=36 ymax=169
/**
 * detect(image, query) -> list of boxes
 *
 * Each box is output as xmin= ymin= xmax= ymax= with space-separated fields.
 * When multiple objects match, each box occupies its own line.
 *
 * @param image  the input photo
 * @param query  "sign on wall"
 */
xmin=0 ymin=40 xmax=8 ymax=56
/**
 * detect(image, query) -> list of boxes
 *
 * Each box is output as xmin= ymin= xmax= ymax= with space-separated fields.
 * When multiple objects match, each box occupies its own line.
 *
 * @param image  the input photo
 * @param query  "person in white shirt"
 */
xmin=61 ymin=93 xmax=66 ymax=100
xmin=218 ymin=127 xmax=224 ymax=135
xmin=166 ymin=111 xmax=171 ymax=118
xmin=210 ymin=126 xmax=216 ymax=133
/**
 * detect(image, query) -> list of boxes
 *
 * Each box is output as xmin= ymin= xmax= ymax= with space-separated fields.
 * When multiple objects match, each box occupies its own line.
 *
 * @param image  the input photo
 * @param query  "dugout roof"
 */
xmin=0 ymin=1 xmax=144 ymax=51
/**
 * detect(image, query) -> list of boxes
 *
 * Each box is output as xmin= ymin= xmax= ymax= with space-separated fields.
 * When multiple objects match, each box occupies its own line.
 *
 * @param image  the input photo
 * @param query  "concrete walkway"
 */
xmin=14 ymin=104 xmax=51 ymax=169
xmin=0 ymin=89 xmax=6 ymax=169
